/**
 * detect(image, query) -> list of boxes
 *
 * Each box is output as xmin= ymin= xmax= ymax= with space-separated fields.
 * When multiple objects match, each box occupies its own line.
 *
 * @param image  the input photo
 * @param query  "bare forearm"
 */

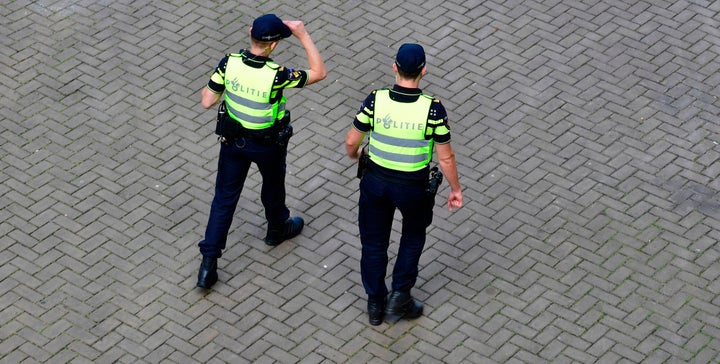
xmin=437 ymin=143 xmax=461 ymax=192
xmin=439 ymin=155 xmax=461 ymax=192
xmin=437 ymin=143 xmax=463 ymax=210
xmin=201 ymin=87 xmax=221 ymax=109
xmin=346 ymin=142 xmax=360 ymax=160
xmin=345 ymin=128 xmax=365 ymax=160
xmin=284 ymin=20 xmax=327 ymax=85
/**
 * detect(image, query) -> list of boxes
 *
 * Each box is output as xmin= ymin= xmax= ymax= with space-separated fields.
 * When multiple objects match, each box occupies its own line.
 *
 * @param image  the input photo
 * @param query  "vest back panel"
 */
xmin=369 ymin=89 xmax=434 ymax=172
xmin=223 ymin=54 xmax=280 ymax=130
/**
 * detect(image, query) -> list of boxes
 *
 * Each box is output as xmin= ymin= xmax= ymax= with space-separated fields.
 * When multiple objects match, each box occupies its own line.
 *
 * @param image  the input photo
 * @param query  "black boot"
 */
xmin=385 ymin=291 xmax=423 ymax=323
xmin=264 ymin=217 xmax=304 ymax=246
xmin=196 ymin=256 xmax=218 ymax=289
xmin=367 ymin=298 xmax=386 ymax=326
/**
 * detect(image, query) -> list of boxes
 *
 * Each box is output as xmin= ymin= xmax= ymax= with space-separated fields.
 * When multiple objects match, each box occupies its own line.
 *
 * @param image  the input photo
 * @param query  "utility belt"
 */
xmin=358 ymin=156 xmax=443 ymax=197
xmin=215 ymin=101 xmax=292 ymax=148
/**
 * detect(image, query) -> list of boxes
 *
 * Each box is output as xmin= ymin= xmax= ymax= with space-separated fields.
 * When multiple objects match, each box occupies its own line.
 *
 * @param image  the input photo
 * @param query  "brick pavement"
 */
xmin=1 ymin=0 xmax=720 ymax=362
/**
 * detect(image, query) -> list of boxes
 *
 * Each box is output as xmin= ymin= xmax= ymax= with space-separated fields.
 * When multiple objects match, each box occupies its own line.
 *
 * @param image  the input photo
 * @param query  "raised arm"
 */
xmin=284 ymin=20 xmax=327 ymax=85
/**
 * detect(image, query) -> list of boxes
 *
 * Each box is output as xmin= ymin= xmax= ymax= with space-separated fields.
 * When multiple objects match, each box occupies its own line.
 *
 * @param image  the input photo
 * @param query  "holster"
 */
xmin=215 ymin=101 xmax=243 ymax=142
xmin=357 ymin=153 xmax=369 ymax=179
xmin=275 ymin=113 xmax=293 ymax=149
xmin=426 ymin=166 xmax=443 ymax=196
xmin=215 ymin=101 xmax=226 ymax=137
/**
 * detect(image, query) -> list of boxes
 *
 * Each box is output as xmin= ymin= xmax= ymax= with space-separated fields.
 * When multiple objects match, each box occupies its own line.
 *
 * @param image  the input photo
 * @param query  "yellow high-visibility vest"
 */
xmin=223 ymin=54 xmax=284 ymax=130
xmin=369 ymin=89 xmax=433 ymax=172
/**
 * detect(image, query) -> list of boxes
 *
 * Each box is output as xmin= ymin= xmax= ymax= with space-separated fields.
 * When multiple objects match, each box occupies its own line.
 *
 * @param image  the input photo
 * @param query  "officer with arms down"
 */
xmin=197 ymin=14 xmax=326 ymax=289
xmin=345 ymin=43 xmax=463 ymax=325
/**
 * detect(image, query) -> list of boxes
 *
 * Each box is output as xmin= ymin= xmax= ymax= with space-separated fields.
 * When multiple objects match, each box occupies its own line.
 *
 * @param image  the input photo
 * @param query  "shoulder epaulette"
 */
xmin=265 ymin=61 xmax=281 ymax=70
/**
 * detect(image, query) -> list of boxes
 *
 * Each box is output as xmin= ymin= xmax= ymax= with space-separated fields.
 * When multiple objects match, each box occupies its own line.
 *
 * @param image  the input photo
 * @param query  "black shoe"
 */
xmin=196 ymin=256 xmax=218 ymax=289
xmin=367 ymin=299 xmax=385 ymax=326
xmin=264 ymin=217 xmax=304 ymax=246
xmin=385 ymin=291 xmax=423 ymax=323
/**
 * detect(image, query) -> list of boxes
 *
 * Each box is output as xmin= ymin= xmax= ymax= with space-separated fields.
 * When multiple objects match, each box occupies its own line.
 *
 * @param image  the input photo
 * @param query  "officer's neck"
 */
xmin=248 ymin=46 xmax=271 ymax=58
xmin=249 ymin=41 xmax=278 ymax=58
xmin=395 ymin=78 xmax=421 ymax=89
xmin=395 ymin=71 xmax=422 ymax=88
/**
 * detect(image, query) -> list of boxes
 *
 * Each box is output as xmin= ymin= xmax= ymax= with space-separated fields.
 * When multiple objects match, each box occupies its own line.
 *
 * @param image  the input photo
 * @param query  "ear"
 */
xmin=420 ymin=66 xmax=427 ymax=76
xmin=392 ymin=63 xmax=398 ymax=73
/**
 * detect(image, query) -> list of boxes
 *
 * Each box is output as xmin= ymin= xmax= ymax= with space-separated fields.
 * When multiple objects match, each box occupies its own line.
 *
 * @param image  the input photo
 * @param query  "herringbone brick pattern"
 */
xmin=2 ymin=0 xmax=719 ymax=362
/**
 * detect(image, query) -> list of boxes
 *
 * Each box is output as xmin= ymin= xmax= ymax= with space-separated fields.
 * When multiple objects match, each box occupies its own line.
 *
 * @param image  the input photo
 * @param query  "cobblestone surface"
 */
xmin=2 ymin=0 xmax=720 ymax=362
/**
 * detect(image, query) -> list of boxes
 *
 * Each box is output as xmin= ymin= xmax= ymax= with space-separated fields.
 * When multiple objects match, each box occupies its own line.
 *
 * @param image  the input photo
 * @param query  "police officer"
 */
xmin=345 ymin=43 xmax=463 ymax=325
xmin=196 ymin=14 xmax=327 ymax=289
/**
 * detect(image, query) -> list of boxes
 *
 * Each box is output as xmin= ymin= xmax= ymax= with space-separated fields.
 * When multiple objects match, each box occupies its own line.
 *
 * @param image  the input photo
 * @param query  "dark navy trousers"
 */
xmin=199 ymin=138 xmax=289 ymax=258
xmin=358 ymin=171 xmax=433 ymax=301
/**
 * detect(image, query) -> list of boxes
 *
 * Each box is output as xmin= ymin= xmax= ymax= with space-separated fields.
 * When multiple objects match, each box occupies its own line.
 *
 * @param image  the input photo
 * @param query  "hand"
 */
xmin=283 ymin=20 xmax=309 ymax=38
xmin=447 ymin=190 xmax=463 ymax=211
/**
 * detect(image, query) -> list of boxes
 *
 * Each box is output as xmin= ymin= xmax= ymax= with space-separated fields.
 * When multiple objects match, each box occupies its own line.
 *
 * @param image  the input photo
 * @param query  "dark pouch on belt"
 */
xmin=275 ymin=112 xmax=293 ymax=148
xmin=356 ymin=145 xmax=370 ymax=179
xmin=426 ymin=166 xmax=443 ymax=196
xmin=215 ymin=101 xmax=227 ymax=136
xmin=215 ymin=101 xmax=243 ymax=141
xmin=357 ymin=153 xmax=369 ymax=179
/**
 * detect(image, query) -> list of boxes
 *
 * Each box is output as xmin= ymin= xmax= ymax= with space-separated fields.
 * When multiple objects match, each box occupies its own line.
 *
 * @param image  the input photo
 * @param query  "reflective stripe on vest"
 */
xmin=223 ymin=54 xmax=283 ymax=130
xmin=369 ymin=89 xmax=433 ymax=172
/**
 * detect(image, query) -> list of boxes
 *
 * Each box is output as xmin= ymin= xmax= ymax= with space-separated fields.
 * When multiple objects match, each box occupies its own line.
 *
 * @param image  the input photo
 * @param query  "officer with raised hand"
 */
xmin=345 ymin=43 xmax=463 ymax=325
xmin=196 ymin=14 xmax=327 ymax=289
